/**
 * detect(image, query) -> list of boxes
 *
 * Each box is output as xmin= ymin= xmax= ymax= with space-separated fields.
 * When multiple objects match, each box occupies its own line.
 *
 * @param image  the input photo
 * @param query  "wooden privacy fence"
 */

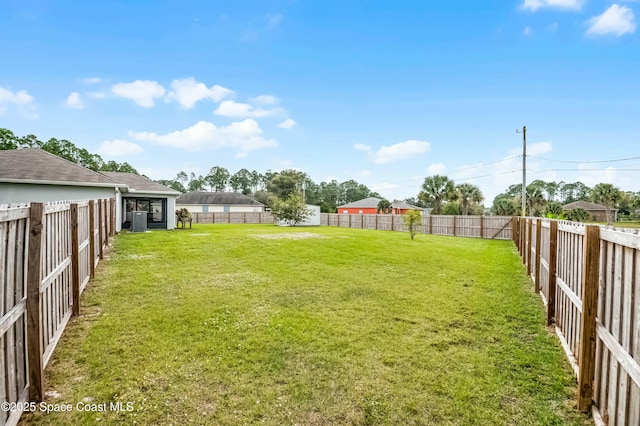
xmin=191 ymin=212 xmax=275 ymax=224
xmin=321 ymin=214 xmax=513 ymax=240
xmin=0 ymin=199 xmax=114 ymax=426
xmin=514 ymin=217 xmax=640 ymax=425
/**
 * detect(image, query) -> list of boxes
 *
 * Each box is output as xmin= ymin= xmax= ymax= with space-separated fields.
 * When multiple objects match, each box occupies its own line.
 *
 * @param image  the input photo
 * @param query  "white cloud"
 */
xmin=586 ymin=4 xmax=636 ymax=37
xmin=250 ymin=95 xmax=278 ymax=105
xmin=83 ymin=77 xmax=104 ymax=85
xmin=523 ymin=26 xmax=533 ymax=36
xmin=97 ymin=139 xmax=143 ymax=157
xmin=111 ymin=80 xmax=166 ymax=107
xmin=370 ymin=182 xmax=402 ymax=199
xmin=359 ymin=169 xmax=371 ymax=178
xmin=354 ymin=143 xmax=372 ymax=151
xmin=167 ymin=78 xmax=234 ymax=109
xmin=521 ymin=0 xmax=584 ymax=12
xmin=65 ymin=92 xmax=84 ymax=109
xmin=278 ymin=118 xmax=296 ymax=129
xmin=129 ymin=119 xmax=278 ymax=155
xmin=372 ymin=140 xmax=431 ymax=164
xmin=575 ymin=165 xmax=634 ymax=189
xmin=214 ymin=100 xmax=283 ymax=118
xmin=0 ymin=86 xmax=37 ymax=118
xmin=427 ymin=163 xmax=447 ymax=174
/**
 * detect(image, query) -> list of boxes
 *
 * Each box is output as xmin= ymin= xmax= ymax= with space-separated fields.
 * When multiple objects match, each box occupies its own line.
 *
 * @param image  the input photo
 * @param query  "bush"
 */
xmin=271 ymin=194 xmax=312 ymax=226
xmin=403 ymin=210 xmax=423 ymax=240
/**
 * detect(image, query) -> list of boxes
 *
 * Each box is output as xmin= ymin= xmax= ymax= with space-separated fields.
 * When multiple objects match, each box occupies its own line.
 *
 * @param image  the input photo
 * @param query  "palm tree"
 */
xmin=377 ymin=199 xmax=392 ymax=214
xmin=492 ymin=196 xmax=517 ymax=216
xmin=592 ymin=183 xmax=621 ymax=225
xmin=525 ymin=184 xmax=546 ymax=216
xmin=456 ymin=183 xmax=484 ymax=215
xmin=418 ymin=175 xmax=455 ymax=215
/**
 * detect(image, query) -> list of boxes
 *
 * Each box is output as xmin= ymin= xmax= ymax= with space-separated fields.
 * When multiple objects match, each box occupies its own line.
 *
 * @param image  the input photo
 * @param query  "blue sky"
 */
xmin=1 ymin=0 xmax=638 ymax=203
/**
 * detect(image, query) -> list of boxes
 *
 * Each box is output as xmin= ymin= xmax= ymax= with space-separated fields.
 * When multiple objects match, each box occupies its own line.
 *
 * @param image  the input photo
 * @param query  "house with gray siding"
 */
xmin=0 ymin=148 xmax=178 ymax=230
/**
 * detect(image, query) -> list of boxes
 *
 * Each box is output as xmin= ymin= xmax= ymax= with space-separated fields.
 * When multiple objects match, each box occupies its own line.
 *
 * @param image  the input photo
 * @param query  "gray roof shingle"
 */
xmin=337 ymin=197 xmax=382 ymax=209
xmin=0 ymin=148 xmax=123 ymax=187
xmin=562 ymin=201 xmax=613 ymax=211
xmin=101 ymin=172 xmax=180 ymax=195
xmin=176 ymin=191 xmax=264 ymax=206
xmin=391 ymin=200 xmax=424 ymax=210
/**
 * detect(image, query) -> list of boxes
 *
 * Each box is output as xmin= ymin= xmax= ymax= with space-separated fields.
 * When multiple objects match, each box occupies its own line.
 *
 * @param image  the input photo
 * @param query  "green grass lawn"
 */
xmin=24 ymin=225 xmax=592 ymax=425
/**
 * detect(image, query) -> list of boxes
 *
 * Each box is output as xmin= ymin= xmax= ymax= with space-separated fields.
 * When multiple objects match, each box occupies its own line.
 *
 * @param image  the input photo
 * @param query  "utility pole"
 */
xmin=301 ymin=181 xmax=306 ymax=203
xmin=516 ymin=126 xmax=526 ymax=217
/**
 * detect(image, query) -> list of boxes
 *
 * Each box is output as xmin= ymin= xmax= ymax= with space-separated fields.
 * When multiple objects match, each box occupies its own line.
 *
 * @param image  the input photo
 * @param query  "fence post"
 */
xmin=98 ymin=200 xmax=104 ymax=259
xmin=103 ymin=200 xmax=109 ymax=248
xmin=527 ymin=219 xmax=533 ymax=275
xmin=375 ymin=214 xmax=378 ymax=230
xmin=27 ymin=202 xmax=44 ymax=402
xmin=71 ymin=204 xmax=80 ymax=316
xmin=244 ymin=212 xmax=247 ymax=224
xmin=521 ymin=219 xmax=526 ymax=262
xmin=547 ymin=220 xmax=558 ymax=326
xmin=429 ymin=215 xmax=433 ymax=234
xmin=480 ymin=215 xmax=484 ymax=239
xmin=577 ymin=224 xmax=601 ymax=411
xmin=361 ymin=214 xmax=364 ymax=228
xmin=110 ymin=198 xmax=116 ymax=236
xmin=534 ymin=219 xmax=542 ymax=293
xmin=453 ymin=215 xmax=457 ymax=237
xmin=89 ymin=200 xmax=95 ymax=279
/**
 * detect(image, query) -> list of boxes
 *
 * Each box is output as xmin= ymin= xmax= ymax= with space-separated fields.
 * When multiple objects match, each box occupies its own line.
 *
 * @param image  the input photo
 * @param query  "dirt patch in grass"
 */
xmin=253 ymin=232 xmax=329 ymax=240
xmin=120 ymin=254 xmax=155 ymax=260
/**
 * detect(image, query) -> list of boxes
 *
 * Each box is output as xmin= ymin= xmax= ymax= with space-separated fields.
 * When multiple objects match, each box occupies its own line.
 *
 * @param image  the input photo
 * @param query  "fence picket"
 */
xmin=0 ymin=198 xmax=113 ymax=424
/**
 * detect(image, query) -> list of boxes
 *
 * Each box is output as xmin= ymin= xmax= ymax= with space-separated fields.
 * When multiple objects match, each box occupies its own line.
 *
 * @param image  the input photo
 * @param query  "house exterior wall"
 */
xmin=177 ymin=204 xmax=264 ymax=213
xmin=0 ymin=182 xmax=116 ymax=205
xmin=340 ymin=207 xmax=378 ymax=215
xmin=587 ymin=209 xmax=618 ymax=222
xmin=121 ymin=192 xmax=177 ymax=230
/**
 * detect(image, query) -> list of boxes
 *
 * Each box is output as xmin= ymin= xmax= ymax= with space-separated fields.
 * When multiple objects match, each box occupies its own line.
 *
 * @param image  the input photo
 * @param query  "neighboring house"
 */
xmin=176 ymin=191 xmax=265 ymax=213
xmin=0 ymin=148 xmax=178 ymax=231
xmin=337 ymin=197 xmax=382 ymax=214
xmin=391 ymin=200 xmax=426 ymax=215
xmin=101 ymin=172 xmax=181 ymax=230
xmin=337 ymin=197 xmax=426 ymax=215
xmin=562 ymin=201 xmax=618 ymax=222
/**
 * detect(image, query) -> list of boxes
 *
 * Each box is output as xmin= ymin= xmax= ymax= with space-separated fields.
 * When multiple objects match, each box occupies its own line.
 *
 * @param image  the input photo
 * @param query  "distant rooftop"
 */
xmin=562 ymin=201 xmax=614 ymax=211
xmin=101 ymin=172 xmax=180 ymax=195
xmin=176 ymin=191 xmax=264 ymax=206
xmin=337 ymin=197 xmax=382 ymax=209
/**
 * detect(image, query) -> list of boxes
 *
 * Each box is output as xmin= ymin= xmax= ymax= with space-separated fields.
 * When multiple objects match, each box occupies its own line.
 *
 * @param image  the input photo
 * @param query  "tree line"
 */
xmin=412 ymin=175 xmax=485 ymax=215
xmin=491 ymin=179 xmax=640 ymax=224
xmin=0 ymin=128 xmax=139 ymax=173
xmin=157 ymin=168 xmax=381 ymax=213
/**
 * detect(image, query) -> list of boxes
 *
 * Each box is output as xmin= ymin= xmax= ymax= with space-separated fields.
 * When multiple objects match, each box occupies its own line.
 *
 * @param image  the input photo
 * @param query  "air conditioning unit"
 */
xmin=131 ymin=211 xmax=147 ymax=232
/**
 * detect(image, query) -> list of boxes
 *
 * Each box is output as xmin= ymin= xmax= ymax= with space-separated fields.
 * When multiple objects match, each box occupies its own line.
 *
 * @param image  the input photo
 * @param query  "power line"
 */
xmin=528 ymin=155 xmax=640 ymax=164
xmin=530 ymin=168 xmax=640 ymax=173
xmin=369 ymin=155 xmax=523 ymax=187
